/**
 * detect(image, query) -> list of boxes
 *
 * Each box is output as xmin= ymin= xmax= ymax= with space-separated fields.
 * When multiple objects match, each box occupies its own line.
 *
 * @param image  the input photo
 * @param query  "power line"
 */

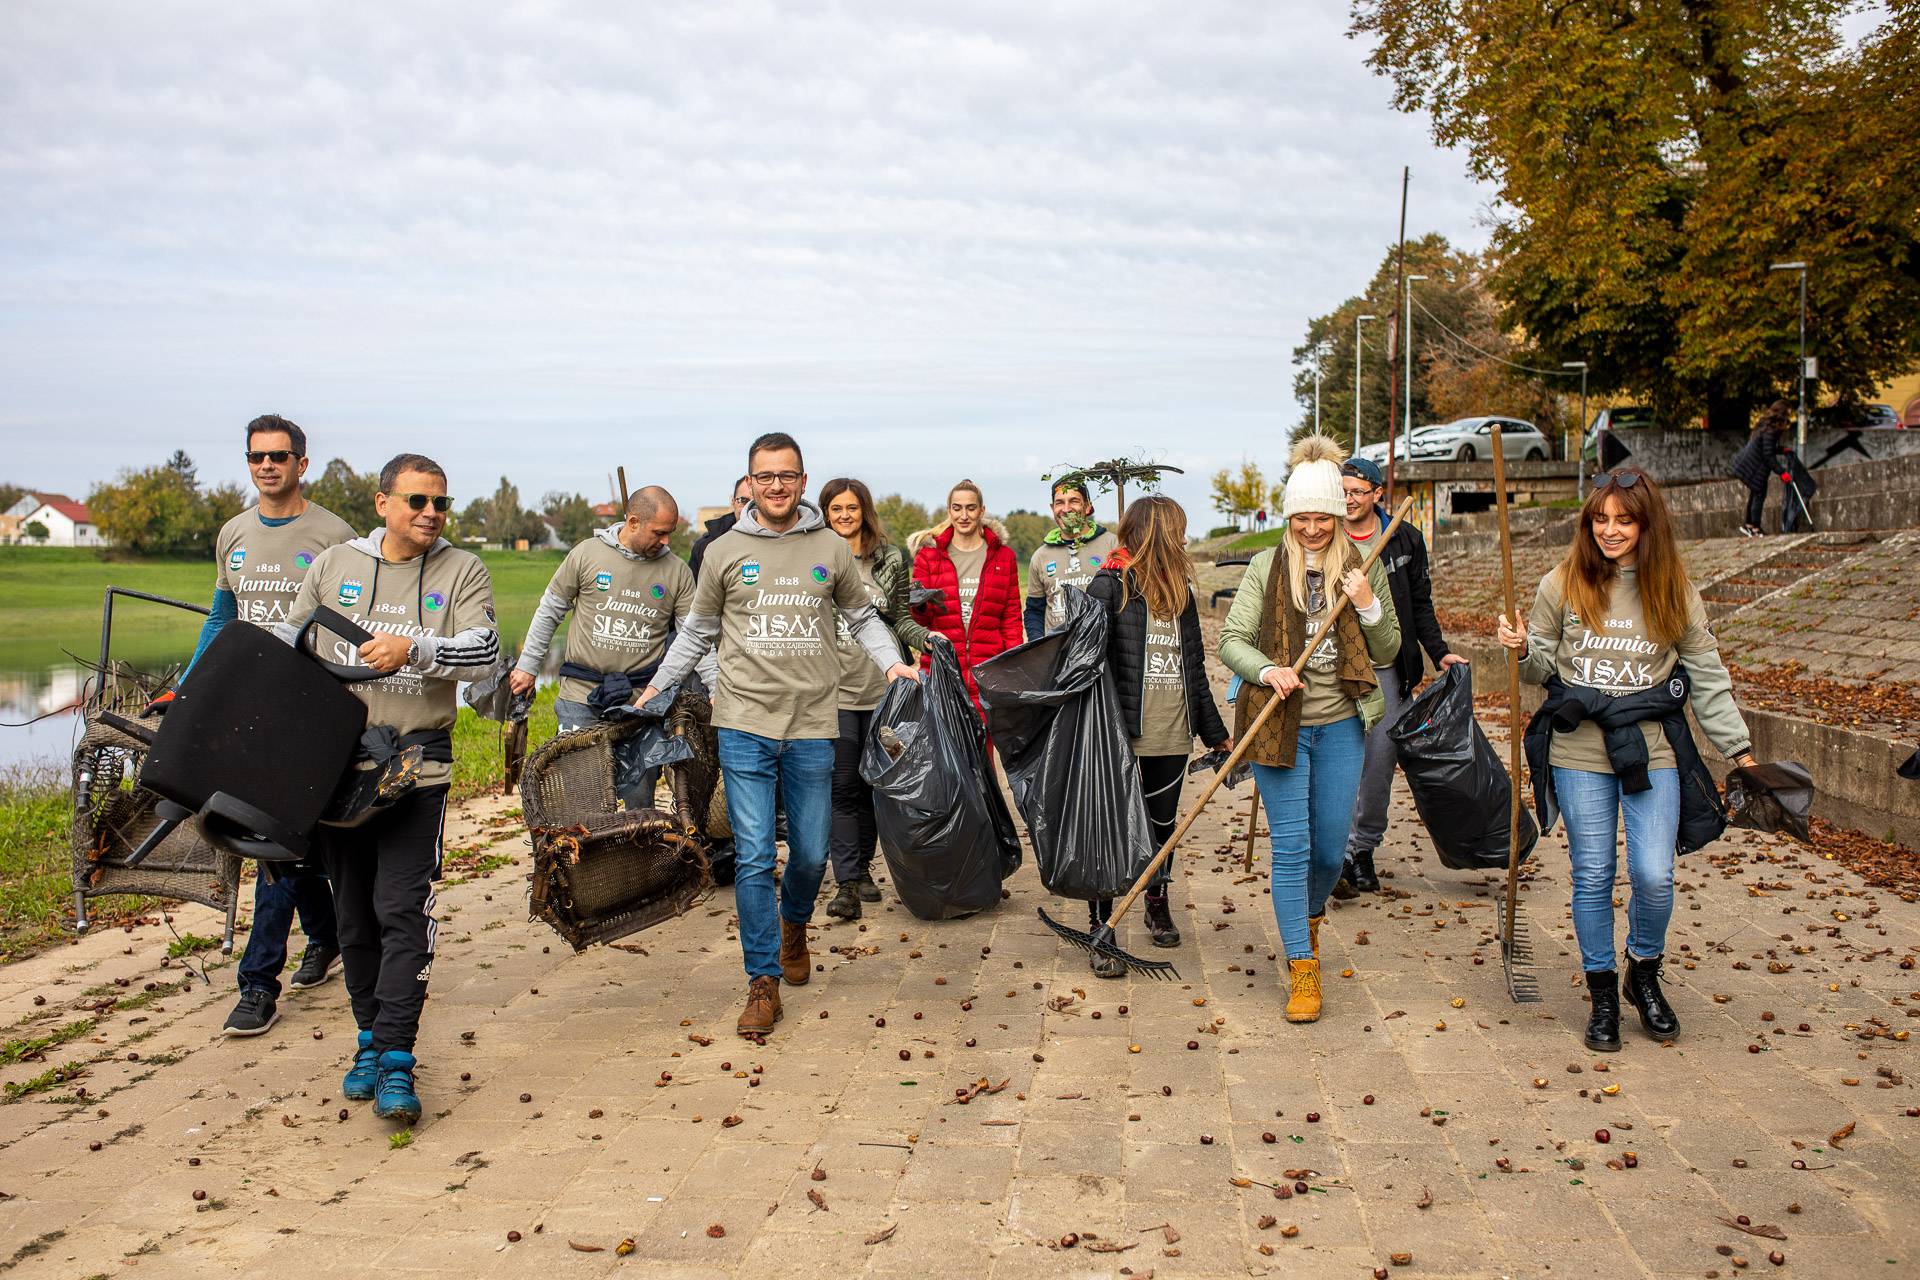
xmin=1410 ymin=296 xmax=1584 ymax=378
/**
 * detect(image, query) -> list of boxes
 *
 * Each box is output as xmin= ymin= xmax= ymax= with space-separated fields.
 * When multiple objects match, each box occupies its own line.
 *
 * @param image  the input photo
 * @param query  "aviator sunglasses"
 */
xmin=245 ymin=450 xmax=299 ymax=464
xmin=389 ymin=492 xmax=455 ymax=513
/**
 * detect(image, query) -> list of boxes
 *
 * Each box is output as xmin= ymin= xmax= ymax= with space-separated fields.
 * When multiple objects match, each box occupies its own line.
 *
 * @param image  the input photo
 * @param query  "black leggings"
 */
xmin=1137 ymin=754 xmax=1186 ymax=890
xmin=830 ymin=708 xmax=877 ymax=883
xmin=1743 ymin=482 xmax=1767 ymax=529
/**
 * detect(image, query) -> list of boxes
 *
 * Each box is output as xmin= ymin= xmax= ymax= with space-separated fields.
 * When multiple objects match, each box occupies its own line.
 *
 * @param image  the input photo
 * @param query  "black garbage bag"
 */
xmin=1388 ymin=663 xmax=1538 ymax=871
xmin=860 ymin=634 xmax=1021 ymax=920
xmin=973 ymin=587 xmax=1155 ymax=900
xmin=1898 ymin=747 xmax=1920 ymax=781
xmin=1724 ymin=761 xmax=1814 ymax=842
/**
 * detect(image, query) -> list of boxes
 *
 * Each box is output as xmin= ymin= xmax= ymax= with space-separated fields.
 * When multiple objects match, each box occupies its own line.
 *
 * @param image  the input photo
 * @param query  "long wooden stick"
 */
xmin=616 ymin=466 xmax=631 ymax=510
xmin=1241 ymin=789 xmax=1260 ymax=873
xmin=1104 ymin=496 xmax=1416 ymax=930
xmin=1490 ymin=428 xmax=1525 ymax=948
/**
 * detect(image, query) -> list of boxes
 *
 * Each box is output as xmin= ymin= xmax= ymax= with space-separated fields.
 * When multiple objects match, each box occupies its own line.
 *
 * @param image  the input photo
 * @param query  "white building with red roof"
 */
xmin=5 ymin=492 xmax=107 ymax=546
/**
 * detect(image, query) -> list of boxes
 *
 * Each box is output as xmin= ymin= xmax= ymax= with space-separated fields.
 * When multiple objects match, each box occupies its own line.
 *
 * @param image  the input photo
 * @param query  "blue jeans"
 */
xmin=236 ymin=867 xmax=337 ymax=999
xmin=1554 ymin=766 xmax=1680 ymax=972
xmin=1252 ymin=716 xmax=1367 ymax=961
xmin=556 ymin=697 xmax=661 ymax=810
xmin=716 ymin=728 xmax=834 ymax=980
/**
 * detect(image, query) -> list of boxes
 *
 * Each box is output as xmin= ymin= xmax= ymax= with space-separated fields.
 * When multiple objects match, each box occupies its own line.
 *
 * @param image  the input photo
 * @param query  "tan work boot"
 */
xmin=780 ymin=919 xmax=811 ymax=985
xmin=1286 ymin=958 xmax=1323 ymax=1023
xmin=737 ymin=975 xmax=782 ymax=1036
xmin=1309 ymin=914 xmax=1325 ymax=958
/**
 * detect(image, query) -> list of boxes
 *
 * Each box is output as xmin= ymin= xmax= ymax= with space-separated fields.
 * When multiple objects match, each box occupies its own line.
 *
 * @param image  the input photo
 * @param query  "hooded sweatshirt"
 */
xmin=514 ymin=526 xmax=695 ymax=703
xmin=1026 ymin=523 xmax=1118 ymax=635
xmin=275 ymin=530 xmax=498 ymax=785
xmin=650 ymin=500 xmax=901 ymax=740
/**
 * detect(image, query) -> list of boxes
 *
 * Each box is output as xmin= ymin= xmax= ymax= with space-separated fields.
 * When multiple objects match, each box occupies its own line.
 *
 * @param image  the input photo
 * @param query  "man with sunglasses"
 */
xmin=1336 ymin=457 xmax=1465 ymax=895
xmin=277 ymin=453 xmax=497 ymax=1125
xmin=641 ymin=433 xmax=917 ymax=1038
xmin=173 ymin=415 xmax=357 ymax=1039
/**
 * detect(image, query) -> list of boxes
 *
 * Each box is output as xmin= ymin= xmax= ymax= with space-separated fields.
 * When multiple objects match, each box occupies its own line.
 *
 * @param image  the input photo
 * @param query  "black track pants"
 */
xmin=317 ymin=787 xmax=447 ymax=1054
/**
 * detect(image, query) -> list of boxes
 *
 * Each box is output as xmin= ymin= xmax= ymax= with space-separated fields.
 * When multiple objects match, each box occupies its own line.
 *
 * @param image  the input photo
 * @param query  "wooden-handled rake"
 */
xmin=1038 ymin=496 xmax=1417 ymax=978
xmin=1490 ymin=428 xmax=1541 ymax=1003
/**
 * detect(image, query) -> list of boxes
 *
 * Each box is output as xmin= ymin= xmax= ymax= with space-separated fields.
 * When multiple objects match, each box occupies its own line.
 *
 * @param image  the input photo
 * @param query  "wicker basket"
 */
xmin=70 ymin=711 xmax=242 ymax=945
xmin=521 ymin=685 xmax=719 ymax=949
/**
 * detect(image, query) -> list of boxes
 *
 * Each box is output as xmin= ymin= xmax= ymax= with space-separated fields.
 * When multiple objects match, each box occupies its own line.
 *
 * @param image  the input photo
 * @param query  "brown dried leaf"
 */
xmin=1162 ymin=1225 xmax=1181 ymax=1245
xmin=1084 ymin=1241 xmax=1135 ymax=1253
xmin=1828 ymin=1121 xmax=1855 ymax=1149
xmin=1717 ymin=1216 xmax=1788 ymax=1241
xmin=1416 ymin=1186 xmax=1433 ymax=1210
xmin=567 ymin=1241 xmax=604 ymax=1252
xmin=864 ymin=1223 xmax=898 ymax=1245
xmin=807 ymin=1188 xmax=828 ymax=1211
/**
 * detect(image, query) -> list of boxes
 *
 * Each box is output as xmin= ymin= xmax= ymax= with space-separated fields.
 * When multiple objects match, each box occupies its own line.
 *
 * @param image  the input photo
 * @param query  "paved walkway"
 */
xmin=3 ymin=737 xmax=1919 ymax=1278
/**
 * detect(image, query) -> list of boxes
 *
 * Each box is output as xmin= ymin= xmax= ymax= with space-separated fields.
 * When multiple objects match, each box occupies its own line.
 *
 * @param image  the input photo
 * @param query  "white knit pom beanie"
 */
xmin=1281 ymin=434 xmax=1348 ymax=519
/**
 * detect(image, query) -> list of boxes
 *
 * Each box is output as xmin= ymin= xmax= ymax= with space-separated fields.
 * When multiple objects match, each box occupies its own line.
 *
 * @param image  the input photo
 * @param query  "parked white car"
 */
xmin=1353 ymin=426 xmax=1444 ymax=466
xmin=1401 ymin=416 xmax=1549 ymax=463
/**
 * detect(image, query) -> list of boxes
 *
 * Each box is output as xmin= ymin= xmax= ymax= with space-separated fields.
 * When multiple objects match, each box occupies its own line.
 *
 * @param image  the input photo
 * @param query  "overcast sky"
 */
xmin=1 ymin=0 xmax=1504 ymax=527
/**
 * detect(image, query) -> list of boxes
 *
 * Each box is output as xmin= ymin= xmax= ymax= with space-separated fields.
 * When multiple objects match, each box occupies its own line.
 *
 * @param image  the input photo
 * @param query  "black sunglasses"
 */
xmin=389 ymin=492 xmax=454 ymax=513
xmin=1595 ymin=469 xmax=1643 ymax=491
xmin=245 ymin=450 xmax=299 ymax=465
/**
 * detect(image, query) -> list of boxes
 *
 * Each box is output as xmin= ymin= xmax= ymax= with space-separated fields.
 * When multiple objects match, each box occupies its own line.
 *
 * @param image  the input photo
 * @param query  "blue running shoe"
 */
xmin=373 ymin=1050 xmax=421 ymax=1124
xmin=342 ymin=1030 xmax=379 ymax=1101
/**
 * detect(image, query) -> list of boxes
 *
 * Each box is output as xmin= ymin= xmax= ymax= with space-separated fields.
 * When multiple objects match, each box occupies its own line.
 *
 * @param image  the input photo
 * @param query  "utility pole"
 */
xmin=1354 ymin=314 xmax=1377 ymax=452
xmin=1311 ymin=340 xmax=1331 ymax=434
xmin=1562 ymin=361 xmax=1588 ymax=501
xmin=1771 ymin=261 xmax=1811 ymax=450
xmin=1386 ymin=166 xmax=1409 ymax=505
xmin=1403 ymin=274 xmax=1428 ymax=473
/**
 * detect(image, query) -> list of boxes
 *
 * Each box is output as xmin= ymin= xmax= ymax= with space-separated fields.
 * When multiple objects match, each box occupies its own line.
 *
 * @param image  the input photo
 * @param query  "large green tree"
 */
xmin=306 ymin=458 xmax=379 ymax=534
xmin=89 ymin=459 xmax=212 ymax=555
xmin=541 ymin=491 xmax=597 ymax=546
xmin=1352 ymin=0 xmax=1920 ymax=428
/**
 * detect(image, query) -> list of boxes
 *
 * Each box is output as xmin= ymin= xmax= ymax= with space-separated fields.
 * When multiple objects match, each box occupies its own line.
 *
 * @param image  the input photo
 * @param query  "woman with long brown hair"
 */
xmin=819 ymin=477 xmax=926 ymax=920
xmin=1084 ymin=495 xmax=1230 ymax=976
xmin=1497 ymin=466 xmax=1758 ymax=1051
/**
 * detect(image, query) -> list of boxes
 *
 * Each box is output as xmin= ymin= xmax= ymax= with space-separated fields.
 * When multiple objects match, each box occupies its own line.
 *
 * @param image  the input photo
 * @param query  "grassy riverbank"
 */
xmin=0 ymin=546 xmax=567 ymax=674
xmin=0 ymin=763 xmax=132 ymax=962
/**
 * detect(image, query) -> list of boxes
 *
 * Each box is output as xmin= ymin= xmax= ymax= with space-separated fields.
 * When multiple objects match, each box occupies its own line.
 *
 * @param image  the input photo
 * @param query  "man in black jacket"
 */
xmin=1338 ymin=459 xmax=1465 ymax=891
xmin=689 ymin=475 xmax=751 ymax=581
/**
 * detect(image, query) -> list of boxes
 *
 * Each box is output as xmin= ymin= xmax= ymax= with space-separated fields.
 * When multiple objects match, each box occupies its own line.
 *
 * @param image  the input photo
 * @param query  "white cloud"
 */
xmin=0 ymin=0 xmax=1490 ymax=524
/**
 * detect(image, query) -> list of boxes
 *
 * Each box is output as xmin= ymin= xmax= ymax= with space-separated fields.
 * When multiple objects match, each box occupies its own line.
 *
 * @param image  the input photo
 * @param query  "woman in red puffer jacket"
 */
xmin=909 ymin=479 xmax=1024 ymax=717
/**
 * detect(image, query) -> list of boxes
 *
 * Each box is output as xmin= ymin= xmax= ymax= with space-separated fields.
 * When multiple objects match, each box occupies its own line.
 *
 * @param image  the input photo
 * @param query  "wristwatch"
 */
xmin=405 ymin=639 xmax=420 ymax=668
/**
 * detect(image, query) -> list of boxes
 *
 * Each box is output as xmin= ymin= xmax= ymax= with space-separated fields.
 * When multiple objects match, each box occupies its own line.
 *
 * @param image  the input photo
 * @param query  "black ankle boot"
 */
xmin=1087 ymin=900 xmax=1124 ymax=978
xmin=1347 ymin=849 xmax=1380 ymax=893
xmin=1583 ymin=970 xmax=1622 ymax=1052
xmin=1331 ymin=858 xmax=1359 ymax=900
xmin=1623 ymin=952 xmax=1681 ymax=1040
xmin=1144 ymin=887 xmax=1180 ymax=948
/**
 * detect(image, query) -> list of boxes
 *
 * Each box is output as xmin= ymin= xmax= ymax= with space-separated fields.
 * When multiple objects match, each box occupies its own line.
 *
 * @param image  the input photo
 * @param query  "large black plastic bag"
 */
xmin=1387 ymin=663 xmax=1538 ymax=871
xmin=973 ymin=587 xmax=1155 ymax=900
xmin=860 ymin=635 xmax=1021 ymax=920
xmin=1724 ymin=761 xmax=1814 ymax=842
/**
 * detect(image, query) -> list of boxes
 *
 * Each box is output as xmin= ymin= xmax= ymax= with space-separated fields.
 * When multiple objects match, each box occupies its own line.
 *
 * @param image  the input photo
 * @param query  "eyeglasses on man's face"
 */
xmin=750 ymin=471 xmax=801 ymax=489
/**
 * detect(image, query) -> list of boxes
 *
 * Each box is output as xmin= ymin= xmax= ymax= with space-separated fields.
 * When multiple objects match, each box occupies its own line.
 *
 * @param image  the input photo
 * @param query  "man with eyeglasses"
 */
xmin=276 ymin=452 xmax=497 ymax=1125
xmin=168 ymin=415 xmax=357 ymax=1039
xmin=690 ymin=474 xmax=753 ymax=581
xmin=641 ymin=433 xmax=917 ymax=1038
xmin=1336 ymin=457 xmax=1464 ymax=895
xmin=509 ymin=485 xmax=694 ymax=808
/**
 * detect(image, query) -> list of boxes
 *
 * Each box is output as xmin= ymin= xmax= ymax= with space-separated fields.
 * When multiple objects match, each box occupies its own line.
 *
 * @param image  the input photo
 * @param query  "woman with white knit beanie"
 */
xmin=1218 ymin=435 xmax=1401 ymax=1022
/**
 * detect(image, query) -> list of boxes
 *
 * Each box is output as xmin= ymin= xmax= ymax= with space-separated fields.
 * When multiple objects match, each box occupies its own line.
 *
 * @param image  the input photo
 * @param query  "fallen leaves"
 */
xmin=864 ymin=1223 xmax=897 ymax=1245
xmin=1718 ymin=1216 xmax=1788 ymax=1241
xmin=1828 ymin=1120 xmax=1855 ymax=1149
xmin=807 ymin=1188 xmax=828 ymax=1212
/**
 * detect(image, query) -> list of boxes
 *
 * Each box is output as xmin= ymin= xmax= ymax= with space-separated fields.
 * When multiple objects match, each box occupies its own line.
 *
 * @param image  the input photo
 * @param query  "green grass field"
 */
xmin=0 ymin=546 xmax=567 ymax=673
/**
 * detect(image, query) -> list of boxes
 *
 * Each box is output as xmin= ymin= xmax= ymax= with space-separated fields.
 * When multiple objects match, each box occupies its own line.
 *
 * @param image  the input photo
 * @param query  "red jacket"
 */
xmin=911 ymin=523 xmax=1024 ymax=710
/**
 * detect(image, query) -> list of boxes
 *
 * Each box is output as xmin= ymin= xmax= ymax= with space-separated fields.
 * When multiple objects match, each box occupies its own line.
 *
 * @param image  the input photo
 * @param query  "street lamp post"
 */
xmin=1311 ymin=340 xmax=1331 ymax=434
xmin=1402 ymin=275 xmax=1428 ymax=468
xmin=1562 ymin=360 xmax=1588 ymax=501
xmin=1770 ymin=261 xmax=1809 ymax=450
xmin=1354 ymin=314 xmax=1377 ymax=452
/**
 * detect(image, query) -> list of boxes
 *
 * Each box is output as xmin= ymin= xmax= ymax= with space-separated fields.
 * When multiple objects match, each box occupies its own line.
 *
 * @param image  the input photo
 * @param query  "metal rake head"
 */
xmin=1501 ymin=902 xmax=1543 ymax=1003
xmin=1036 ymin=906 xmax=1180 ymax=979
